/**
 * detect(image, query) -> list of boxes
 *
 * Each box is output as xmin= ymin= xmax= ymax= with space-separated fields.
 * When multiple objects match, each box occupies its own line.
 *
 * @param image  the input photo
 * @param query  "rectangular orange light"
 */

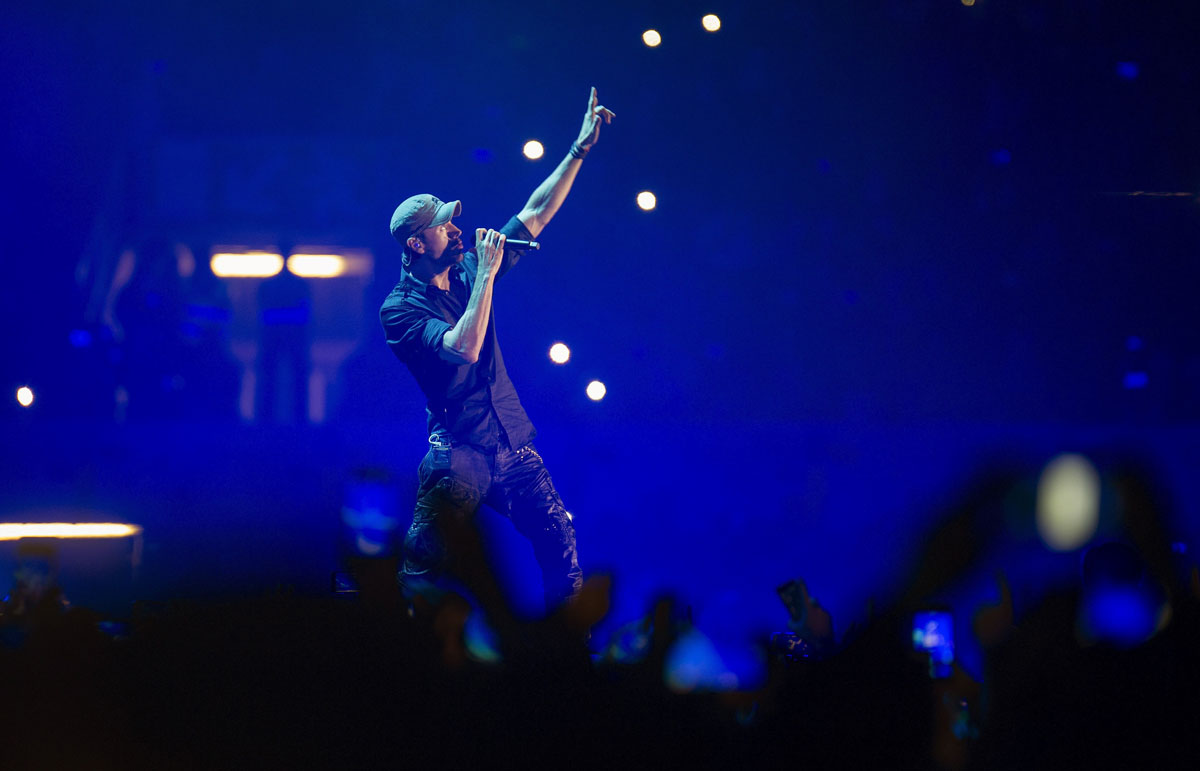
xmin=210 ymin=252 xmax=285 ymax=278
xmin=286 ymin=254 xmax=346 ymax=278
xmin=0 ymin=523 xmax=143 ymax=540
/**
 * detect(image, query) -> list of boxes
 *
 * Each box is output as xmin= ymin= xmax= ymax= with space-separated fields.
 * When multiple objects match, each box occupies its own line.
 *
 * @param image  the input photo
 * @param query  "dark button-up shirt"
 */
xmin=380 ymin=215 xmax=535 ymax=451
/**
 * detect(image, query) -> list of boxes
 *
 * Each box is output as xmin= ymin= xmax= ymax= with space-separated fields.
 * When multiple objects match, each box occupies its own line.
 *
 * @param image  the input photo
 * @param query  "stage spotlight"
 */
xmin=586 ymin=380 xmax=607 ymax=401
xmin=702 ymin=14 xmax=721 ymax=31
xmin=0 ymin=522 xmax=142 ymax=540
xmin=637 ymin=191 xmax=657 ymax=211
xmin=287 ymin=254 xmax=346 ymax=278
xmin=961 ymin=0 xmax=976 ymax=6
xmin=211 ymin=252 xmax=284 ymax=278
xmin=642 ymin=29 xmax=662 ymax=47
xmin=16 ymin=386 xmax=34 ymax=408
xmin=523 ymin=140 xmax=545 ymax=160
xmin=1123 ymin=371 xmax=1149 ymax=389
xmin=69 ymin=329 xmax=93 ymax=348
xmin=1036 ymin=453 xmax=1101 ymax=551
xmin=549 ymin=342 xmax=571 ymax=364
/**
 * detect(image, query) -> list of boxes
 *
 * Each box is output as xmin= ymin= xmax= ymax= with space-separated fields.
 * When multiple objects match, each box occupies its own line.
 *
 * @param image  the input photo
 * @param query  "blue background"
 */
xmin=3 ymin=1 xmax=1198 ymax=664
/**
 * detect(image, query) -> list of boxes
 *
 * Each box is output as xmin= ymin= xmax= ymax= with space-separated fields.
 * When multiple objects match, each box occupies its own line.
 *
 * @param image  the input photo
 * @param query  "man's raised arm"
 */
xmin=517 ymin=87 xmax=616 ymax=238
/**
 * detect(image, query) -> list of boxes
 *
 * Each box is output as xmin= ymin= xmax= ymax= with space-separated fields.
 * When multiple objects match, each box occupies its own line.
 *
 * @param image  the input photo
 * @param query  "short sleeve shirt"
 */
xmin=380 ymin=215 xmax=536 ymax=451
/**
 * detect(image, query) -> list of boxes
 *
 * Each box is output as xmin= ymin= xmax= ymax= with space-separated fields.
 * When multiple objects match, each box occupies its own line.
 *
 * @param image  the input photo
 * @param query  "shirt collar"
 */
xmin=401 ymin=264 xmax=462 ymax=294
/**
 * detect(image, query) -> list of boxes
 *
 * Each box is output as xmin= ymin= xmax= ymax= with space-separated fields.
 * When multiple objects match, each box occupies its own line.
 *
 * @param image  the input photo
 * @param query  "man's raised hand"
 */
xmin=575 ymin=86 xmax=615 ymax=152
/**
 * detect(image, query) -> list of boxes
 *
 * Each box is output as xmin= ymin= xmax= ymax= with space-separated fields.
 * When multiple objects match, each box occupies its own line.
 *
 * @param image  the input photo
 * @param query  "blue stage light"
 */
xmin=523 ymin=140 xmax=545 ymax=160
xmin=69 ymin=329 xmax=93 ymax=348
xmin=1083 ymin=588 xmax=1157 ymax=646
xmin=1116 ymin=61 xmax=1140 ymax=80
xmin=1123 ymin=371 xmax=1149 ymax=389
xmin=586 ymin=380 xmax=607 ymax=401
xmin=16 ymin=386 xmax=34 ymax=408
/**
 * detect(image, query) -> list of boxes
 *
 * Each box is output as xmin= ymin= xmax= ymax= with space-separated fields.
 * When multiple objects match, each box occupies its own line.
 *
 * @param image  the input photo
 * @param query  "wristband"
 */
xmin=569 ymin=142 xmax=589 ymax=160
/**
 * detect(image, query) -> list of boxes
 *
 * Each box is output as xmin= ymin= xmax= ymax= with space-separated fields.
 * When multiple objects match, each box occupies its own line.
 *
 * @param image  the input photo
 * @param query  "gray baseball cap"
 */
xmin=390 ymin=194 xmax=462 ymax=244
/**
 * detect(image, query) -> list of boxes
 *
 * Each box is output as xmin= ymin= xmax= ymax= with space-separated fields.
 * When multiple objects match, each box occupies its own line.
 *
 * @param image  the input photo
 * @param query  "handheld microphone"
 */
xmin=468 ymin=233 xmax=541 ymax=251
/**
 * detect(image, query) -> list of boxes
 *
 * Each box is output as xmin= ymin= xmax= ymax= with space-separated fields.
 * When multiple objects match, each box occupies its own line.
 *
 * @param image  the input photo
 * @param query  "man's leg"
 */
xmin=493 ymin=444 xmax=583 ymax=612
xmin=400 ymin=442 xmax=491 ymax=599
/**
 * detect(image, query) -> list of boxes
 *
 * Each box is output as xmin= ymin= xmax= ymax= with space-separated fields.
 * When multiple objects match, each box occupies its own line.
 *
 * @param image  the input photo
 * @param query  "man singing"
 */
xmin=381 ymin=88 xmax=615 ymax=613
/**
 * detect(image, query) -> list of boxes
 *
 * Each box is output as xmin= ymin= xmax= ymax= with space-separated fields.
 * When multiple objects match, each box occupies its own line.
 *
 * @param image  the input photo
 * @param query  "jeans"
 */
xmin=401 ymin=437 xmax=582 ymax=611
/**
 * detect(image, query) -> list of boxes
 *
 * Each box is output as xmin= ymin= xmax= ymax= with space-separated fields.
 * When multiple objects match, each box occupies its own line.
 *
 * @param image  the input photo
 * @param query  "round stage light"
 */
xmin=642 ymin=29 xmax=662 ymax=47
xmin=549 ymin=342 xmax=571 ymax=364
xmin=702 ymin=14 xmax=721 ymax=32
xmin=637 ymin=191 xmax=657 ymax=211
xmin=1037 ymin=453 xmax=1101 ymax=551
xmin=586 ymin=380 xmax=607 ymax=401
xmin=523 ymin=140 xmax=545 ymax=160
xmin=16 ymin=386 xmax=34 ymax=408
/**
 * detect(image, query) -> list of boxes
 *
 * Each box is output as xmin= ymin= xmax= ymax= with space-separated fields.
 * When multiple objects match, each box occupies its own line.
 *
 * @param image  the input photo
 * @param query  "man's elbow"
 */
xmin=517 ymin=209 xmax=545 ymax=238
xmin=440 ymin=340 xmax=478 ymax=365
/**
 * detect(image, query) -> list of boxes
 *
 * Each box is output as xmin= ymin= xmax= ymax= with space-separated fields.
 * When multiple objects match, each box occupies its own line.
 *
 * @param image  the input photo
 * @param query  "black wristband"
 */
xmin=569 ymin=142 xmax=589 ymax=160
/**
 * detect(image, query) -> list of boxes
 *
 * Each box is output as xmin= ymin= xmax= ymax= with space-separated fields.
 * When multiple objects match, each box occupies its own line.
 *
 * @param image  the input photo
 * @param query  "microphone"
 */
xmin=468 ymin=233 xmax=541 ymax=250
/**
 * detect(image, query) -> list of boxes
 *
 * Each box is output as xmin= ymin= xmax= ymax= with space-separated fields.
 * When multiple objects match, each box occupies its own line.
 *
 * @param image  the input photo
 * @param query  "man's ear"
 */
xmin=407 ymin=236 xmax=424 ymax=255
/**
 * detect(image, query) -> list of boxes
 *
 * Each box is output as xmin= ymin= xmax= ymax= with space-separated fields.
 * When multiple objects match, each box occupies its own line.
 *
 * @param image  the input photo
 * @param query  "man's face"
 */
xmin=416 ymin=219 xmax=464 ymax=267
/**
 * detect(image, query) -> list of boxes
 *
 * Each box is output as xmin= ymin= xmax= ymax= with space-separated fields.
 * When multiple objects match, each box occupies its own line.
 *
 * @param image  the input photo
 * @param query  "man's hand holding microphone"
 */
xmin=475 ymin=228 xmax=506 ymax=282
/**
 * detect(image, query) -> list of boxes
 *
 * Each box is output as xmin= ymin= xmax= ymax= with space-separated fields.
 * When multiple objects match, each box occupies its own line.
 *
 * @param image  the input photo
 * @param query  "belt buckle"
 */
xmin=428 ymin=433 xmax=452 ymax=450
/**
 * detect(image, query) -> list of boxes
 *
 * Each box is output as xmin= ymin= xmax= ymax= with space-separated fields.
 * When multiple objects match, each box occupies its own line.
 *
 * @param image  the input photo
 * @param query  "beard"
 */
xmin=424 ymin=237 xmax=465 ymax=272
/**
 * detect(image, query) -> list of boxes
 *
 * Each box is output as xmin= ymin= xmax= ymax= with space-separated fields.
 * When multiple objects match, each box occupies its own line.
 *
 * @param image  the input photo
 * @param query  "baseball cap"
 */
xmin=390 ymin=194 xmax=462 ymax=244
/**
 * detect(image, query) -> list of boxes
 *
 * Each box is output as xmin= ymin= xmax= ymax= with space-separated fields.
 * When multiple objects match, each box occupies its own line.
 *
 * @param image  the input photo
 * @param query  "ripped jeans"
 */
xmin=401 ymin=436 xmax=582 ymax=612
